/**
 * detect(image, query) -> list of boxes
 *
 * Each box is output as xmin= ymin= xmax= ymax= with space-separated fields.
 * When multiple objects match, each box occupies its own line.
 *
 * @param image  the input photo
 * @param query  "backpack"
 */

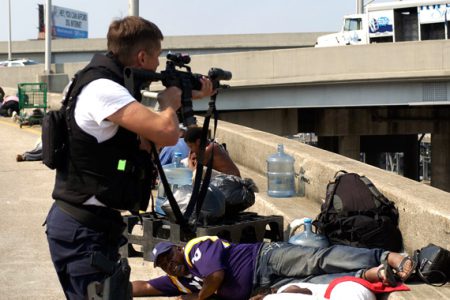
xmin=313 ymin=170 xmax=403 ymax=252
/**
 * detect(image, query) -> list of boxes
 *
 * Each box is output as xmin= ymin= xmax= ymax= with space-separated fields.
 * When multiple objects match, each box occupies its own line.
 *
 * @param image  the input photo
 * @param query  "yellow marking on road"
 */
xmin=0 ymin=119 xmax=41 ymax=135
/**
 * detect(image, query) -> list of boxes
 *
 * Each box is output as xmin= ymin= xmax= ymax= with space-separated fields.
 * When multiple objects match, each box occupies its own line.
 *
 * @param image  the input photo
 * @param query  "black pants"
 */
xmin=0 ymin=101 xmax=19 ymax=116
xmin=45 ymin=203 xmax=125 ymax=300
xmin=252 ymin=242 xmax=385 ymax=292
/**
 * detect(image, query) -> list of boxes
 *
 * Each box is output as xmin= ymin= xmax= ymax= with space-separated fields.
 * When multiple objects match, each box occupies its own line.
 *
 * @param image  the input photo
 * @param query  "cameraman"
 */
xmin=44 ymin=16 xmax=214 ymax=299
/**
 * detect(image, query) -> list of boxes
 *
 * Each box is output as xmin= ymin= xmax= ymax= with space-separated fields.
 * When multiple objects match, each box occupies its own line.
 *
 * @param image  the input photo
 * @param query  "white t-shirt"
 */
xmin=75 ymin=78 xmax=134 ymax=142
xmin=74 ymin=78 xmax=135 ymax=206
xmin=263 ymin=281 xmax=376 ymax=300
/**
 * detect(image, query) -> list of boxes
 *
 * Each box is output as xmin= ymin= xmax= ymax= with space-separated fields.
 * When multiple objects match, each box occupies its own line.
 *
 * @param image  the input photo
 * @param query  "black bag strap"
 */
xmin=359 ymin=175 xmax=393 ymax=207
xmin=359 ymin=175 xmax=399 ymax=223
xmin=413 ymin=249 xmax=448 ymax=287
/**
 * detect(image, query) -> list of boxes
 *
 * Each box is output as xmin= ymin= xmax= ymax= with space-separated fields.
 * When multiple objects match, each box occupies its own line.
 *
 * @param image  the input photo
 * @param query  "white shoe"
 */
xmin=11 ymin=111 xmax=19 ymax=122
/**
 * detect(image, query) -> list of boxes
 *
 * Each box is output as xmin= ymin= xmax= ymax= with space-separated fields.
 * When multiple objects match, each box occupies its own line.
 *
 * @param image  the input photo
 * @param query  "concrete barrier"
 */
xmin=3 ymin=84 xmax=448 ymax=253
xmin=211 ymin=118 xmax=450 ymax=255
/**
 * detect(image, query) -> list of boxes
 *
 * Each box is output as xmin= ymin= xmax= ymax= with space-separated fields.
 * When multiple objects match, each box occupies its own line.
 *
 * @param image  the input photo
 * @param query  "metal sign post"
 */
xmin=45 ymin=0 xmax=52 ymax=75
xmin=7 ymin=0 xmax=12 ymax=60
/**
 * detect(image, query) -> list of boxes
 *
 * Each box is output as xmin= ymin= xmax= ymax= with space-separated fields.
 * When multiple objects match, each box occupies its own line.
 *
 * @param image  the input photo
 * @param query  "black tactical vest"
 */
xmin=52 ymin=53 xmax=154 ymax=212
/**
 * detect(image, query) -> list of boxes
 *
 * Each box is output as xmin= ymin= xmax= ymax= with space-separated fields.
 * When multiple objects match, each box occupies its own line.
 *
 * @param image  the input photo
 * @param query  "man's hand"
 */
xmin=197 ymin=270 xmax=225 ymax=300
xmin=177 ymin=293 xmax=200 ymax=300
xmin=192 ymin=76 xmax=216 ymax=99
xmin=157 ymin=86 xmax=182 ymax=110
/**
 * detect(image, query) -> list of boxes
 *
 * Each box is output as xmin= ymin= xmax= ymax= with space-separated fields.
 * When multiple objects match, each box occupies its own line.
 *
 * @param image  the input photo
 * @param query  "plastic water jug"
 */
xmin=155 ymin=152 xmax=193 ymax=215
xmin=267 ymin=144 xmax=295 ymax=197
xmin=288 ymin=218 xmax=329 ymax=248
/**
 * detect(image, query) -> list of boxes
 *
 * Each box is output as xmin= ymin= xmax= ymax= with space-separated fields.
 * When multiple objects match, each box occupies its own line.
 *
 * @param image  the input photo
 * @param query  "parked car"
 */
xmin=0 ymin=58 xmax=39 ymax=67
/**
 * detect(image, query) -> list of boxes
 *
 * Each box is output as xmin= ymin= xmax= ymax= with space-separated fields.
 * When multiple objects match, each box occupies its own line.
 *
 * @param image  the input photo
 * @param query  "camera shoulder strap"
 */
xmin=151 ymin=142 xmax=187 ymax=227
xmin=183 ymin=94 xmax=218 ymax=226
xmin=151 ymin=94 xmax=218 ymax=233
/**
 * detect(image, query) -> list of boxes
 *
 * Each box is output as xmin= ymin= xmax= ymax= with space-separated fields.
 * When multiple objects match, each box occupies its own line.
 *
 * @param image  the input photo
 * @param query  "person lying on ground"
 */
xmin=0 ymin=94 xmax=19 ymax=117
xmin=184 ymin=126 xmax=241 ymax=177
xmin=131 ymin=236 xmax=416 ymax=300
xmin=260 ymin=275 xmax=409 ymax=300
xmin=16 ymin=139 xmax=42 ymax=162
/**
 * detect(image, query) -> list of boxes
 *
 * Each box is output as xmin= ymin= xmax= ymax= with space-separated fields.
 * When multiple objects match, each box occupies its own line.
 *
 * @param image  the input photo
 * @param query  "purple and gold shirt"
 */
xmin=149 ymin=274 xmax=203 ymax=296
xmin=149 ymin=236 xmax=262 ymax=300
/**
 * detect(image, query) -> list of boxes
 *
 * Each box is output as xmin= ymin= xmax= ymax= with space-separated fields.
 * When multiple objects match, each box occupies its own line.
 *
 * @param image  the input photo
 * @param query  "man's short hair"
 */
xmin=107 ymin=16 xmax=163 ymax=65
xmin=184 ymin=126 xmax=203 ymax=143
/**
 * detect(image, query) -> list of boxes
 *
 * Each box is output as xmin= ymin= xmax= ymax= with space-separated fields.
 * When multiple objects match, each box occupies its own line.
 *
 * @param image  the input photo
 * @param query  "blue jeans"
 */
xmin=45 ymin=203 xmax=125 ymax=300
xmin=253 ymin=242 xmax=387 ymax=291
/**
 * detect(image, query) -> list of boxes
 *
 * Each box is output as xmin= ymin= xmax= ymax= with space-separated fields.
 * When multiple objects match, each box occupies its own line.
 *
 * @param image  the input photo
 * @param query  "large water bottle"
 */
xmin=288 ymin=218 xmax=329 ymax=248
xmin=267 ymin=144 xmax=295 ymax=197
xmin=155 ymin=152 xmax=193 ymax=215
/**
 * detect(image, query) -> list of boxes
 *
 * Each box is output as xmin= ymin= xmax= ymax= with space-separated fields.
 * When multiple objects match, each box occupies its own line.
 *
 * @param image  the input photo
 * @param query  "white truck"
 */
xmin=316 ymin=0 xmax=450 ymax=47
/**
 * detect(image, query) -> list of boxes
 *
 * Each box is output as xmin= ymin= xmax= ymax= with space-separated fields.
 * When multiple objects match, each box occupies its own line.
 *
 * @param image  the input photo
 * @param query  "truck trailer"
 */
xmin=316 ymin=0 xmax=450 ymax=47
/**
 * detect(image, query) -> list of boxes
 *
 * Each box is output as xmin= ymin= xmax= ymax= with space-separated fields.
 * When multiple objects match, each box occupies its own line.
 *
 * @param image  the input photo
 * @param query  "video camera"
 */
xmin=124 ymin=52 xmax=232 ymax=126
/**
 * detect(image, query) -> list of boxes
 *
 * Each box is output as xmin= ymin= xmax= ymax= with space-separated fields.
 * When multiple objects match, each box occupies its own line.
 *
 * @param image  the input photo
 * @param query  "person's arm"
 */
xmin=208 ymin=143 xmax=241 ymax=177
xmin=108 ymin=86 xmax=181 ymax=147
xmin=197 ymin=270 xmax=225 ymax=300
xmin=132 ymin=280 xmax=165 ymax=297
xmin=109 ymin=77 xmax=214 ymax=148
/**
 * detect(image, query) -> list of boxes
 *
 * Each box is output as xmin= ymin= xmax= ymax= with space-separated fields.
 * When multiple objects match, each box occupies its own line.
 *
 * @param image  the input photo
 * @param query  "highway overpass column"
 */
xmin=402 ymin=135 xmax=420 ymax=182
xmin=362 ymin=135 xmax=419 ymax=181
xmin=431 ymin=123 xmax=450 ymax=193
xmin=338 ymin=135 xmax=361 ymax=160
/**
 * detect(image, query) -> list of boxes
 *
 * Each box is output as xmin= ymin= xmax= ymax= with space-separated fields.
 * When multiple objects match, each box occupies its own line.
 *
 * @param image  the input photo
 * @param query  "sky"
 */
xmin=0 ymin=0 xmax=393 ymax=42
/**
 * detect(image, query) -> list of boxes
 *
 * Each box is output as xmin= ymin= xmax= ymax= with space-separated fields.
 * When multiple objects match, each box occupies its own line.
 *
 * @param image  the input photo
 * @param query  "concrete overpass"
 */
xmin=0 ymin=35 xmax=449 ymax=192
xmin=0 ymin=32 xmax=323 ymax=63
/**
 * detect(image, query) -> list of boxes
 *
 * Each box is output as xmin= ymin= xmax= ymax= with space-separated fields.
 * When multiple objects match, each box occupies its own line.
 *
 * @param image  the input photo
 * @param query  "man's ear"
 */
xmin=137 ymin=50 xmax=146 ymax=66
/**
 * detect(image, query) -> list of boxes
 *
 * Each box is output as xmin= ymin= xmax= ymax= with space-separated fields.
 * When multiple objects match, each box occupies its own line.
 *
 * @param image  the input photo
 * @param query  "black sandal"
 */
xmin=377 ymin=261 xmax=398 ymax=287
xmin=393 ymin=256 xmax=416 ymax=282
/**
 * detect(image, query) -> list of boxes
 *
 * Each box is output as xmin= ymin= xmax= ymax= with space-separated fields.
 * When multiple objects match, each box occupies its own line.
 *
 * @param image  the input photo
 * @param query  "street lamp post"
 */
xmin=128 ymin=0 xmax=139 ymax=16
xmin=356 ymin=0 xmax=364 ymax=14
xmin=44 ymin=0 xmax=52 ymax=74
xmin=7 ymin=0 xmax=12 ymax=60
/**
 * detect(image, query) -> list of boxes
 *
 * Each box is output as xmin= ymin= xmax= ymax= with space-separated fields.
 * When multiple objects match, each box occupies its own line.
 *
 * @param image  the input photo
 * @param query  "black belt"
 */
xmin=55 ymin=200 xmax=125 ymax=239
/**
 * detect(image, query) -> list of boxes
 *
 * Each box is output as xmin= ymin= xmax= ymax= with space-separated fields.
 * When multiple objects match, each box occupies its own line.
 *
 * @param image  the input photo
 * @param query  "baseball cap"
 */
xmin=151 ymin=241 xmax=175 ymax=267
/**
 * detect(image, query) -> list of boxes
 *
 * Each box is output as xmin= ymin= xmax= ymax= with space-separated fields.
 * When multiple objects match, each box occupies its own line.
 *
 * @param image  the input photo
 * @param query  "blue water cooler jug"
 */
xmin=267 ymin=144 xmax=295 ymax=197
xmin=288 ymin=218 xmax=329 ymax=248
xmin=155 ymin=152 xmax=193 ymax=215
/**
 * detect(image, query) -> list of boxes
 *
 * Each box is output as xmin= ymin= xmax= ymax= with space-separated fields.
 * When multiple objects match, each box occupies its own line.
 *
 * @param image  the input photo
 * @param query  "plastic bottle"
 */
xmin=267 ymin=144 xmax=295 ymax=197
xmin=288 ymin=218 xmax=329 ymax=248
xmin=155 ymin=152 xmax=193 ymax=215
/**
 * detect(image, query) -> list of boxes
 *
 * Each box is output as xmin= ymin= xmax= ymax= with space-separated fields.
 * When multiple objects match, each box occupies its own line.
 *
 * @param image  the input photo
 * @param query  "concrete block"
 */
xmin=39 ymin=73 xmax=69 ymax=93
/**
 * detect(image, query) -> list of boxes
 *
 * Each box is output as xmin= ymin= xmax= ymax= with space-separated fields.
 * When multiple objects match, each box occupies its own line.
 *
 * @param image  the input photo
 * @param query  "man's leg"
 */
xmin=264 ymin=243 xmax=385 ymax=279
xmin=45 ymin=203 xmax=118 ymax=299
